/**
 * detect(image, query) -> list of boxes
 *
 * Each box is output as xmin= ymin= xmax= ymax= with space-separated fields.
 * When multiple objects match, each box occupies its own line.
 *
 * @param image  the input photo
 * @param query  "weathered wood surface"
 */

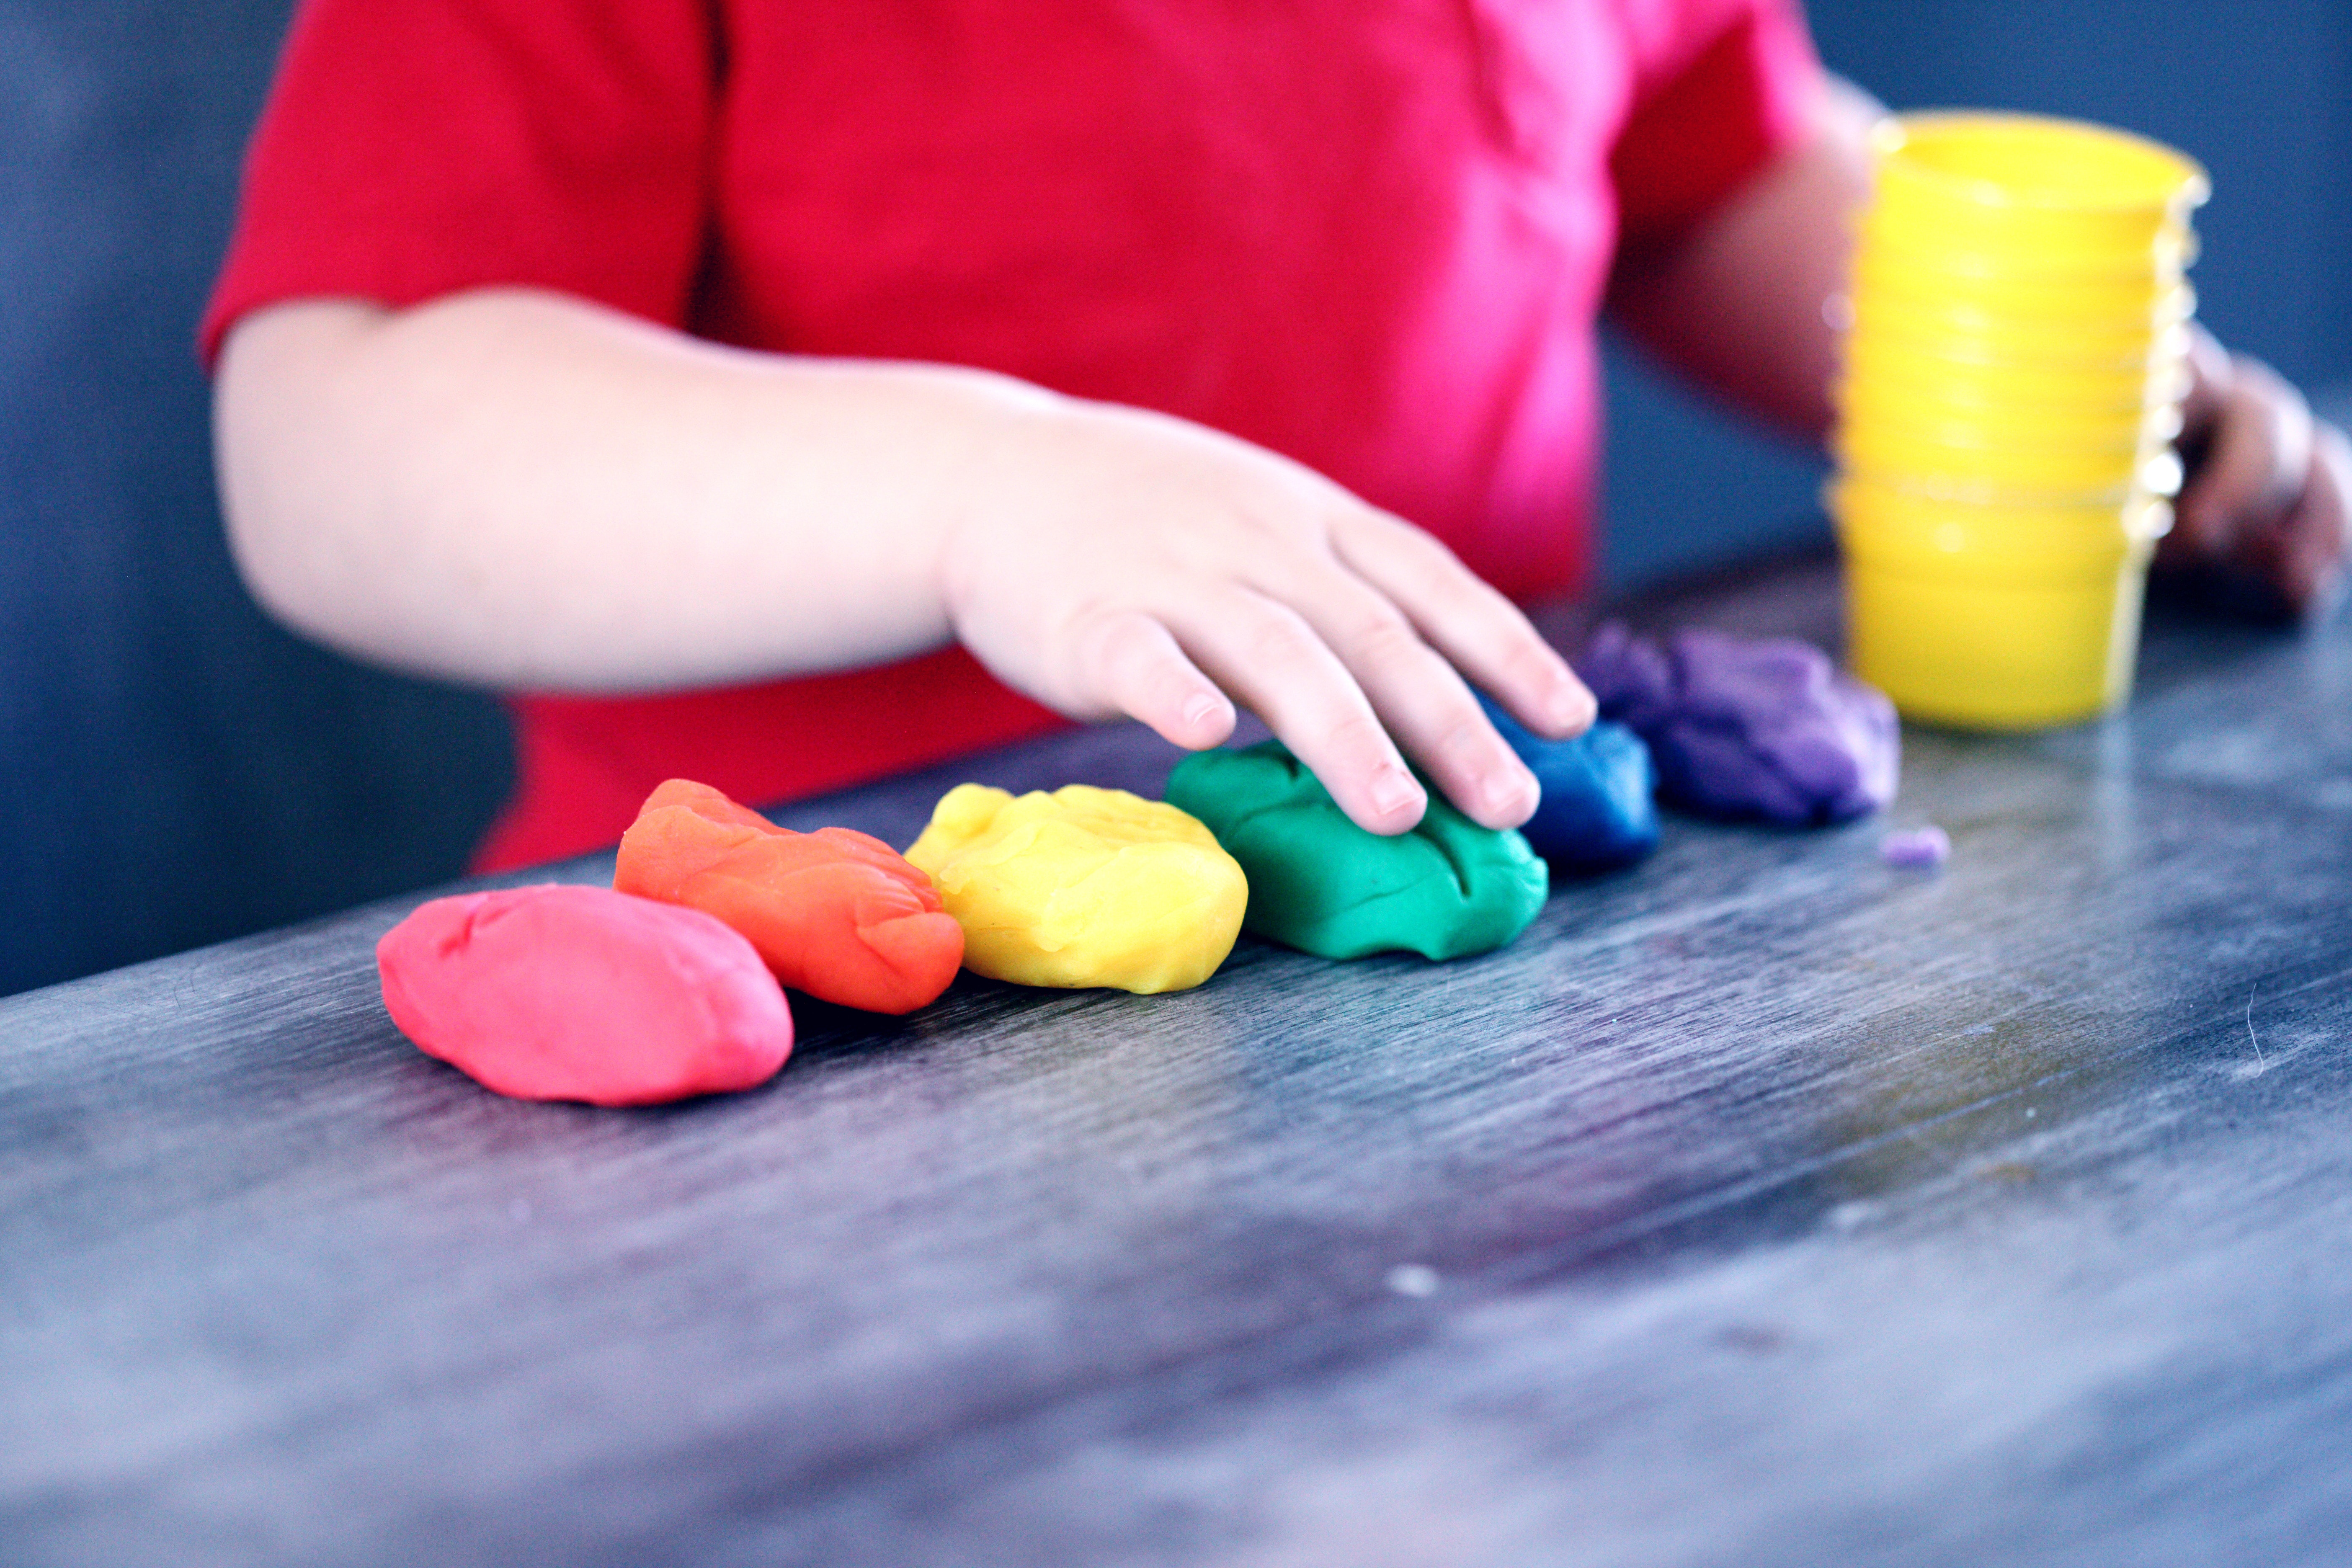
xmin=5 ymin=551 xmax=2350 ymax=1567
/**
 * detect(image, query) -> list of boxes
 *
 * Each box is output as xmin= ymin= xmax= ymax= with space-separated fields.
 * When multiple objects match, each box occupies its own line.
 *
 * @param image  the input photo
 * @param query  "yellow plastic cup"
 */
xmin=1865 ymin=201 xmax=2196 ymax=273
xmin=1830 ymin=481 xmax=2170 ymax=727
xmin=1841 ymin=540 xmax=2154 ymax=728
xmin=1852 ymin=245 xmax=2185 ymax=319
xmin=1833 ymin=389 xmax=2180 ymax=453
xmin=1866 ymin=112 xmax=2210 ymax=259
xmin=1830 ymin=477 xmax=2172 ymax=552
xmin=1849 ymin=306 xmax=2192 ymax=371
xmin=1857 ymin=217 xmax=2196 ymax=286
xmin=1839 ymin=331 xmax=2191 ymax=410
xmin=1835 ymin=418 xmax=2176 ymax=497
xmin=1852 ymin=276 xmax=2194 ymax=343
xmin=1836 ymin=349 xmax=2183 ymax=428
xmin=1826 ymin=111 xmax=2202 ymax=727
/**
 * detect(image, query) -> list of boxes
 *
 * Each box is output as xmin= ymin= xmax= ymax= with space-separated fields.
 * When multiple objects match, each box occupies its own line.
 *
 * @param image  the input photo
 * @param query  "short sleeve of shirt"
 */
xmin=1609 ymin=0 xmax=1823 ymax=246
xmin=201 ymin=0 xmax=715 ymax=363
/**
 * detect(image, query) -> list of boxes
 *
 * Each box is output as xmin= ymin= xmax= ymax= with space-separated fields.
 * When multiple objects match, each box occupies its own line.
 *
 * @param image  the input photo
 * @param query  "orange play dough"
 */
xmin=614 ymin=779 xmax=964 ymax=1014
xmin=377 ymin=885 xmax=793 ymax=1106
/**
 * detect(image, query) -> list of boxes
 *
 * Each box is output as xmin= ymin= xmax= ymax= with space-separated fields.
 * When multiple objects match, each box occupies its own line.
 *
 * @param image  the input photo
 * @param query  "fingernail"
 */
xmin=1369 ymin=765 xmax=1423 ymax=818
xmin=1484 ymin=765 xmax=1537 ymax=818
xmin=1181 ymin=692 xmax=1224 ymax=729
xmin=1551 ymin=682 xmax=1596 ymax=729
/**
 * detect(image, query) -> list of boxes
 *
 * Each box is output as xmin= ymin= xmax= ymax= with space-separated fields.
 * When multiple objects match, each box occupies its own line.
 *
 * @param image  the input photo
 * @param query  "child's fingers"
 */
xmin=2279 ymin=423 xmax=2352 ymax=613
xmin=1071 ymin=607 xmax=1236 ymax=750
xmin=1170 ymin=588 xmax=1429 ymax=835
xmin=1267 ymin=567 xmax=1540 ymax=830
xmin=1329 ymin=509 xmax=1594 ymax=737
xmin=2177 ymin=355 xmax=2312 ymax=561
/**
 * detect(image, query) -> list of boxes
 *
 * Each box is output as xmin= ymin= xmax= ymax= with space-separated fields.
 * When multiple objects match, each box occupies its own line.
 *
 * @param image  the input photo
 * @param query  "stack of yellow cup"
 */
xmin=1830 ymin=112 xmax=2209 ymax=728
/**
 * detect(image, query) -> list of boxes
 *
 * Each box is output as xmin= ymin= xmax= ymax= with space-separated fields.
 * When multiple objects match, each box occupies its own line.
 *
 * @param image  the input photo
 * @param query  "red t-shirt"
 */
xmin=206 ymin=0 xmax=1820 ymax=869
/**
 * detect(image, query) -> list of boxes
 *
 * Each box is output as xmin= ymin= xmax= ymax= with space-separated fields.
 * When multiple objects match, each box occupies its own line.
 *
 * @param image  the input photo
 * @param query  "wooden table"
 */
xmin=6 ymin=552 xmax=2349 ymax=1566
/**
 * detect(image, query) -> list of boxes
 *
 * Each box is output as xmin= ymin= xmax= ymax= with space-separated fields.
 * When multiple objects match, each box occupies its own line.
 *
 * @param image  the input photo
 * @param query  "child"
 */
xmin=205 ymin=0 xmax=2348 ymax=872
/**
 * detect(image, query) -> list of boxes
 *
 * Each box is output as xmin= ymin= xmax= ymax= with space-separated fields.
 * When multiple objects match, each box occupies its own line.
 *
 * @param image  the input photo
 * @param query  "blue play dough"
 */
xmin=1477 ymin=694 xmax=1660 ymax=872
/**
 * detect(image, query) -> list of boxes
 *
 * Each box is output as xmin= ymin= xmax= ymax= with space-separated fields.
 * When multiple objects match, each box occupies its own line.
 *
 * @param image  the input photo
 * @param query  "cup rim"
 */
xmin=1842 ymin=339 xmax=2190 ymax=397
xmin=1834 ymin=398 xmax=2182 ymax=449
xmin=1850 ymin=278 xmax=2195 ymax=331
xmin=1870 ymin=111 xmax=2211 ymax=218
xmin=1829 ymin=475 xmax=2174 ymax=535
xmin=1836 ymin=438 xmax=2153 ymax=493
xmin=1844 ymin=448 xmax=2159 ymax=477
xmin=1846 ymin=317 xmax=2193 ymax=372
xmin=1830 ymin=448 xmax=2183 ymax=505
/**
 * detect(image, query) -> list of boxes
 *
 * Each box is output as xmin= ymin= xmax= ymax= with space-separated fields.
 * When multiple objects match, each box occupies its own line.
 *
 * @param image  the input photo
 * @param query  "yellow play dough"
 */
xmin=905 ymin=784 xmax=1247 ymax=994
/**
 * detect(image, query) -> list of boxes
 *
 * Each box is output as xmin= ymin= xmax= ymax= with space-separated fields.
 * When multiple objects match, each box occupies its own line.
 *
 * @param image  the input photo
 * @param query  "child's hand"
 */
xmin=2166 ymin=325 xmax=2352 ymax=616
xmin=938 ymin=395 xmax=1595 ymax=835
xmin=215 ymin=291 xmax=1588 ymax=834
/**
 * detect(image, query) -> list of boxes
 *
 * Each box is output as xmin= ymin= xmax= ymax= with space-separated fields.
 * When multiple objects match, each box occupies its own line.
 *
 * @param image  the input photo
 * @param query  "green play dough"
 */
xmin=1164 ymin=740 xmax=1549 ymax=961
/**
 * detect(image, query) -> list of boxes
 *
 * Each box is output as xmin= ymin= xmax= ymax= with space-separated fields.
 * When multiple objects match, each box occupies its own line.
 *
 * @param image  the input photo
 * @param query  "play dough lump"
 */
xmin=1164 ymin=741 xmax=1548 ymax=962
xmin=614 ymin=779 xmax=962 ymax=1014
xmin=905 ymin=784 xmax=1247 ymax=993
xmin=1579 ymin=623 xmax=1898 ymax=826
xmin=377 ymin=885 xmax=793 ymax=1107
xmin=1476 ymin=692 xmax=1659 ymax=872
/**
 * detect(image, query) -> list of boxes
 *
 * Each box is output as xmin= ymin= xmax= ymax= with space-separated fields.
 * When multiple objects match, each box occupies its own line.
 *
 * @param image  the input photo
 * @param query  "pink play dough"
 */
xmin=377 ymin=885 xmax=794 ymax=1106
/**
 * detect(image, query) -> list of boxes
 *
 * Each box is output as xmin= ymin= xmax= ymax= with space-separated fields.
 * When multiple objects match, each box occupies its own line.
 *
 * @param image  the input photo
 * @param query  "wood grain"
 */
xmin=5 ymin=551 xmax=2349 ymax=1567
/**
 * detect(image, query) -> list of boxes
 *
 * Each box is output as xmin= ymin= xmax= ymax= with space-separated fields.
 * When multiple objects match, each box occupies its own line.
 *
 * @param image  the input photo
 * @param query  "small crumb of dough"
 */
xmin=1880 ymin=825 xmax=1952 ymax=869
xmin=905 ymin=783 xmax=1247 ymax=994
xmin=1386 ymin=1264 xmax=1442 ymax=1297
xmin=377 ymin=885 xmax=792 ymax=1106
xmin=615 ymin=779 xmax=963 ymax=1014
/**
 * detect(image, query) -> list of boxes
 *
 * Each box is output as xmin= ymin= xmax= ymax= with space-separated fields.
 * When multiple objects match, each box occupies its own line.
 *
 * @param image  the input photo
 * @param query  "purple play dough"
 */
xmin=1880 ymin=825 xmax=1951 ymax=869
xmin=1578 ymin=622 xmax=1898 ymax=827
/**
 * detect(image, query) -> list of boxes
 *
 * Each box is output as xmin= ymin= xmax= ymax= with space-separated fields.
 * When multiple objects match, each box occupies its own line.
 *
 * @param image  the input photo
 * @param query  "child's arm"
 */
xmin=1604 ymin=75 xmax=1880 ymax=443
xmin=215 ymin=290 xmax=1593 ymax=837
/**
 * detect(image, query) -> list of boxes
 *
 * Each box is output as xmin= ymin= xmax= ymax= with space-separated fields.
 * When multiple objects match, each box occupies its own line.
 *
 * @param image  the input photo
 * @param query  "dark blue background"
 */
xmin=2 ymin=1 xmax=2347 ymax=994
xmin=1 ymin=3 xmax=513 ymax=998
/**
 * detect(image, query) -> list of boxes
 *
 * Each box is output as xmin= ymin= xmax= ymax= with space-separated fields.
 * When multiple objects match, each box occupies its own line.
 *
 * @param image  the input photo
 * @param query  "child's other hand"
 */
xmin=938 ymin=396 xmax=1595 ymax=835
xmin=2166 ymin=325 xmax=2352 ymax=617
